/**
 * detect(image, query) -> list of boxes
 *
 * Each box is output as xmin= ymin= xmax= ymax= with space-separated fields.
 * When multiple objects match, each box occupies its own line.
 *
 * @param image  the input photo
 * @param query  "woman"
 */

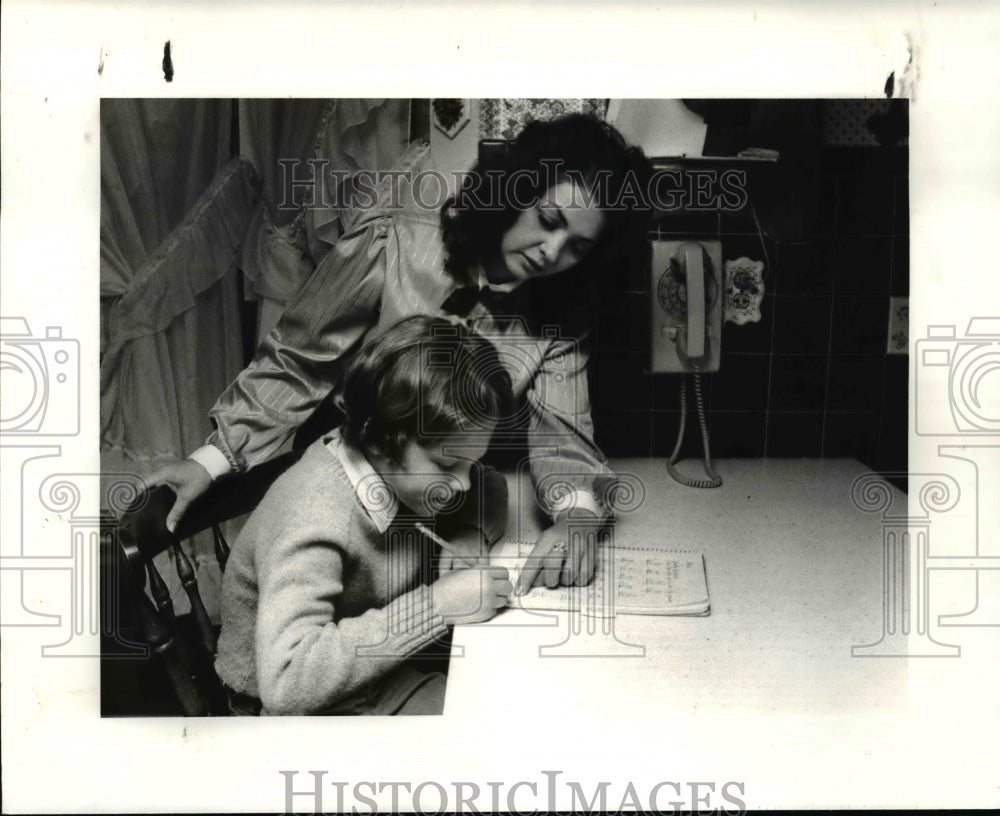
xmin=150 ymin=112 xmax=653 ymax=592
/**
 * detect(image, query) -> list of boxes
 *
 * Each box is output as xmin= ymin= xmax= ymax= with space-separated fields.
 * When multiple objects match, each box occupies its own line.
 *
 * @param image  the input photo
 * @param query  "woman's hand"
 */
xmin=145 ymin=459 xmax=213 ymax=533
xmin=514 ymin=509 xmax=603 ymax=594
xmin=436 ymin=527 xmax=488 ymax=574
xmin=432 ymin=566 xmax=512 ymax=625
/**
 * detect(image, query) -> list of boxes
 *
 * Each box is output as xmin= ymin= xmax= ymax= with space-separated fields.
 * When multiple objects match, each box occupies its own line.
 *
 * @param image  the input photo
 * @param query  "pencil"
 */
xmin=414 ymin=522 xmax=463 ymax=558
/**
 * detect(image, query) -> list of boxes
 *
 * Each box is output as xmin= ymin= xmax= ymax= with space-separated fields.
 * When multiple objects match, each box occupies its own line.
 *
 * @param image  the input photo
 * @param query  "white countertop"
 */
xmin=448 ymin=458 xmax=906 ymax=718
xmin=430 ymin=458 xmax=999 ymax=809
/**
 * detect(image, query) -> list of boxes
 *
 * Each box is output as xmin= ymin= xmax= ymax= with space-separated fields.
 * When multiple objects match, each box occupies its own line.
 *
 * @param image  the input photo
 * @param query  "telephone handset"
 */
xmin=650 ymin=239 xmax=723 ymax=488
xmin=651 ymin=240 xmax=722 ymax=373
xmin=678 ymin=243 xmax=706 ymax=359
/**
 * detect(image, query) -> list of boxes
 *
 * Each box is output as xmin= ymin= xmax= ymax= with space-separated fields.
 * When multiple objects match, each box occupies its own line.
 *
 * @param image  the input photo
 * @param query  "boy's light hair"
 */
xmin=339 ymin=315 xmax=514 ymax=463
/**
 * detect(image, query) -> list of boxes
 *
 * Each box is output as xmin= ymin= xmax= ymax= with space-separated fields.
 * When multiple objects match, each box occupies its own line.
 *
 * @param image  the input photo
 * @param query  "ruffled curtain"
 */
xmin=100 ymin=99 xmax=250 ymax=477
xmin=238 ymin=99 xmax=411 ymax=340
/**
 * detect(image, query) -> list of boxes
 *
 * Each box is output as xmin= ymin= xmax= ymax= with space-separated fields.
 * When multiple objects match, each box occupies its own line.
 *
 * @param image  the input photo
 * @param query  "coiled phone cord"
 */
xmin=666 ymin=369 xmax=723 ymax=488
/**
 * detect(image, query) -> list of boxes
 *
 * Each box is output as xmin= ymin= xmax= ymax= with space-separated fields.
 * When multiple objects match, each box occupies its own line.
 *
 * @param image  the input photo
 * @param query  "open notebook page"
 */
xmin=492 ymin=540 xmax=710 ymax=617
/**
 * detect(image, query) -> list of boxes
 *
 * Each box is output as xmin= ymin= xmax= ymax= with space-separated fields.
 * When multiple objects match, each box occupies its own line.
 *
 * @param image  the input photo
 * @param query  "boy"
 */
xmin=215 ymin=316 xmax=514 ymax=715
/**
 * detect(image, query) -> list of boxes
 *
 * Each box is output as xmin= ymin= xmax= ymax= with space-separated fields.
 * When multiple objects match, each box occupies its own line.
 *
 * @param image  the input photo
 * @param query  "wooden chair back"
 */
xmin=102 ymin=451 xmax=302 ymax=716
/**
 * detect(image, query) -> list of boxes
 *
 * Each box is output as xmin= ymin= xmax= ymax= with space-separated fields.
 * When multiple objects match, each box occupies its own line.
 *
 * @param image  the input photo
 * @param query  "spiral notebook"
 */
xmin=492 ymin=540 xmax=710 ymax=617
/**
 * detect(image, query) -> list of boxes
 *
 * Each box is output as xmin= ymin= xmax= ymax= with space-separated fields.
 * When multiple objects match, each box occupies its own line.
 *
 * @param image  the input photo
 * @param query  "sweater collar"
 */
xmin=327 ymin=430 xmax=398 ymax=533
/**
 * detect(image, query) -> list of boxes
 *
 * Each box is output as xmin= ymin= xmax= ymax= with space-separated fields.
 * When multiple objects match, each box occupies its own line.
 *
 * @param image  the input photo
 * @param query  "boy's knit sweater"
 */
xmin=215 ymin=431 xmax=508 ymax=715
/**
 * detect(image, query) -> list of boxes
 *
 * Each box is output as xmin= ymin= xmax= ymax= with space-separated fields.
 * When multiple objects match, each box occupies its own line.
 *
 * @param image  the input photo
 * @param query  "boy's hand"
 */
xmin=146 ymin=459 xmax=213 ymax=533
xmin=436 ymin=527 xmax=488 ymax=573
xmin=432 ymin=567 xmax=512 ymax=625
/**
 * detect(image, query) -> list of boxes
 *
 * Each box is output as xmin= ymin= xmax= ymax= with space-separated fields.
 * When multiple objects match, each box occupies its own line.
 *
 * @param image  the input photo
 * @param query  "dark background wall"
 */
xmin=591 ymin=101 xmax=908 ymax=488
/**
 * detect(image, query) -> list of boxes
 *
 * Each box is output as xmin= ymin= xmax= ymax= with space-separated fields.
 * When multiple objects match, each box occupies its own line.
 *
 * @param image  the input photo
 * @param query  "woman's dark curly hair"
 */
xmin=441 ymin=113 xmax=653 ymax=337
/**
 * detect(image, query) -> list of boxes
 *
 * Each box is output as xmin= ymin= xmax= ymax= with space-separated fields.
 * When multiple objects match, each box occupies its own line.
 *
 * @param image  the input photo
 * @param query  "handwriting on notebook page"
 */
xmin=492 ymin=541 xmax=710 ymax=617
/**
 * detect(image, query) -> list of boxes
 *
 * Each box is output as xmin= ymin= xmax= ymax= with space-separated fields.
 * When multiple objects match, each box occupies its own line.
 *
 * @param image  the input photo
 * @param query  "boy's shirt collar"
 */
xmin=327 ymin=430 xmax=398 ymax=533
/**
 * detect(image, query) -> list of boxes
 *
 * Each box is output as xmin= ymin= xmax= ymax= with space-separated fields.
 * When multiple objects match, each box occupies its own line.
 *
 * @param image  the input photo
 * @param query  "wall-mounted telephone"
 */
xmin=650 ymin=240 xmax=723 ymax=373
xmin=650 ymin=239 xmax=723 ymax=488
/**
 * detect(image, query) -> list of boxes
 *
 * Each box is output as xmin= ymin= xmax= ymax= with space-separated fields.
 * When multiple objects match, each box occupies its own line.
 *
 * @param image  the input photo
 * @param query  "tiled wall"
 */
xmin=591 ymin=145 xmax=908 ymax=484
